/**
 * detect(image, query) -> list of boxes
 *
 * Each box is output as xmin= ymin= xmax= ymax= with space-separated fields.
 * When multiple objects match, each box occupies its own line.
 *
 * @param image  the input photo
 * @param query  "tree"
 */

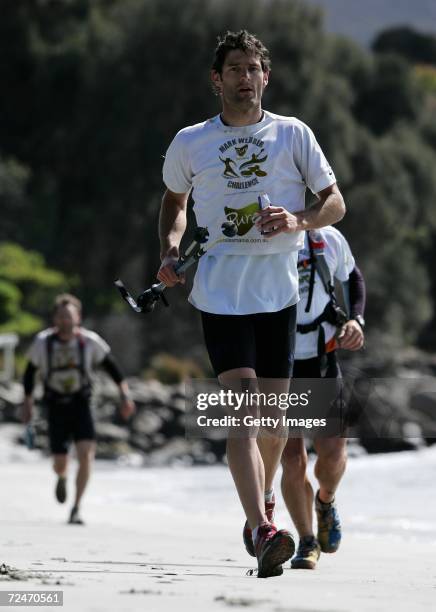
xmin=1 ymin=0 xmax=436 ymax=364
xmin=0 ymin=243 xmax=69 ymax=335
xmin=373 ymin=26 xmax=436 ymax=66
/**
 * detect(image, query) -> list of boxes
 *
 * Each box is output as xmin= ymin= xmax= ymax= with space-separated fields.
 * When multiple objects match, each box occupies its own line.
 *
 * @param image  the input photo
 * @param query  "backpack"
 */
xmin=297 ymin=230 xmax=348 ymax=357
xmin=45 ymin=332 xmax=91 ymax=398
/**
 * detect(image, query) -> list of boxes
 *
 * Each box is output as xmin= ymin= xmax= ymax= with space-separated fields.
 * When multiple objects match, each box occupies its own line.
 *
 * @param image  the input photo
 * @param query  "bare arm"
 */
xmin=256 ymin=183 xmax=346 ymax=236
xmin=157 ymin=188 xmax=190 ymax=286
xmin=295 ymin=183 xmax=346 ymax=230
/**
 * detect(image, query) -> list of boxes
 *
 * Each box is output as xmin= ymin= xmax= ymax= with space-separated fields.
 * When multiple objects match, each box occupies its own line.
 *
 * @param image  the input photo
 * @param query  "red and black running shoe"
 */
xmin=254 ymin=522 xmax=295 ymax=578
xmin=243 ymin=494 xmax=276 ymax=557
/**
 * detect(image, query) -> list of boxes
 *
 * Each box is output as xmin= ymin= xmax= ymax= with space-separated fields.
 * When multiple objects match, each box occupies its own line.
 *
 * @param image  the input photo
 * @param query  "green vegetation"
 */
xmin=1 ymin=0 xmax=436 ymax=362
xmin=0 ymin=242 xmax=68 ymax=335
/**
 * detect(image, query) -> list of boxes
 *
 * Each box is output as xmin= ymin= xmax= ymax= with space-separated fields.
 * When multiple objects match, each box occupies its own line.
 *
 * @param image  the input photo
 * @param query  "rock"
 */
xmin=146 ymin=438 xmax=195 ymax=466
xmin=131 ymin=412 xmax=164 ymax=436
xmin=169 ymin=397 xmax=186 ymax=413
xmin=170 ymin=383 xmax=187 ymax=400
xmin=95 ymin=423 xmax=130 ymax=443
xmin=127 ymin=379 xmax=171 ymax=406
xmin=95 ymin=401 xmax=118 ymax=420
xmin=96 ymin=440 xmax=132 ymax=460
xmin=0 ymin=382 xmax=24 ymax=405
xmin=410 ymin=391 xmax=436 ymax=420
xmin=129 ymin=433 xmax=152 ymax=453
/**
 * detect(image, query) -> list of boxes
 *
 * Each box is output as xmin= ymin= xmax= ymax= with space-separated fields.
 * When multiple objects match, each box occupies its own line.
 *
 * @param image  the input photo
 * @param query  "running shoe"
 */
xmin=291 ymin=535 xmax=321 ymax=569
xmin=315 ymin=490 xmax=342 ymax=553
xmin=243 ymin=494 xmax=276 ymax=557
xmin=68 ymin=506 xmax=84 ymax=525
xmin=254 ymin=522 xmax=295 ymax=578
xmin=55 ymin=476 xmax=67 ymax=504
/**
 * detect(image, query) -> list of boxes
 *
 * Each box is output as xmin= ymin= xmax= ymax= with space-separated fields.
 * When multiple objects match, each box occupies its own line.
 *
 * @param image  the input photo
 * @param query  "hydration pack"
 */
xmin=297 ymin=230 xmax=348 ymax=357
xmin=44 ymin=332 xmax=91 ymax=399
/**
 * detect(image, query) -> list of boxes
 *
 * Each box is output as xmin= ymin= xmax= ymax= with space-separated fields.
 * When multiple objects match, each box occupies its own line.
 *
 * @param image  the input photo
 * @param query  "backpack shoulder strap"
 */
xmin=76 ymin=331 xmax=89 ymax=388
xmin=308 ymin=232 xmax=337 ymax=303
xmin=45 ymin=332 xmax=57 ymax=384
xmin=304 ymin=238 xmax=317 ymax=313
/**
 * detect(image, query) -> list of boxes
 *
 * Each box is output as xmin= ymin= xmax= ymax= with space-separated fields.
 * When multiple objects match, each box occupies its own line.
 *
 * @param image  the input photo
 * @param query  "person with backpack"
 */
xmin=282 ymin=226 xmax=365 ymax=569
xmin=241 ymin=226 xmax=365 ymax=567
xmin=21 ymin=293 xmax=135 ymax=524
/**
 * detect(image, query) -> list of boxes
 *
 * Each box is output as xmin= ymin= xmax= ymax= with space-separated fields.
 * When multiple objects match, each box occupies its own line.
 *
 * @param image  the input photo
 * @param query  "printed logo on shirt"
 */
xmin=218 ymin=137 xmax=268 ymax=189
xmin=235 ymin=144 xmax=248 ymax=157
xmin=224 ymin=202 xmax=260 ymax=236
xmin=298 ymin=248 xmax=316 ymax=295
xmin=49 ymin=343 xmax=83 ymax=393
xmin=299 ymin=269 xmax=316 ymax=295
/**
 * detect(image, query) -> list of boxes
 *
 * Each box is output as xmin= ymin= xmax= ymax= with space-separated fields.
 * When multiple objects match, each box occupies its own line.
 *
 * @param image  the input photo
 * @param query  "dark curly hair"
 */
xmin=212 ymin=30 xmax=271 ymax=74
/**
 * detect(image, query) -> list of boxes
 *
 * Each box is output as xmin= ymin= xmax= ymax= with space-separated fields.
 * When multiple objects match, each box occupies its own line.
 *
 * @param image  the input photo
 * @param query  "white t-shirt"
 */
xmin=296 ymin=227 xmax=355 ymax=360
xmin=27 ymin=327 xmax=110 ymax=394
xmin=163 ymin=111 xmax=336 ymax=315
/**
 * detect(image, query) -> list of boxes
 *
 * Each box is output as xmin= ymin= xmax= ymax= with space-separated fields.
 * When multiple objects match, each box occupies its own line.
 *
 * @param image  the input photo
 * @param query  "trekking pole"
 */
xmin=115 ymin=221 xmax=237 ymax=313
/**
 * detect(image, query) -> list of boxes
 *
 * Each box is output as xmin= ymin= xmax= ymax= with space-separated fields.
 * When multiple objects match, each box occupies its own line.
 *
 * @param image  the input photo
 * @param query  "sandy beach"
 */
xmin=1 ymin=424 xmax=435 ymax=612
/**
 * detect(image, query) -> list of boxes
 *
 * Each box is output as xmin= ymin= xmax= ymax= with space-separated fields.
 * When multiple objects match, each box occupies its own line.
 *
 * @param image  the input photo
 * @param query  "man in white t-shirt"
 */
xmin=22 ymin=294 xmax=135 ymax=524
xmin=281 ymin=227 xmax=366 ymax=569
xmin=157 ymin=30 xmax=346 ymax=578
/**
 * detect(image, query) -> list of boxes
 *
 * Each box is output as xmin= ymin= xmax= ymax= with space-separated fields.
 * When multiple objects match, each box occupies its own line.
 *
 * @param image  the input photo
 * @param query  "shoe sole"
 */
xmin=257 ymin=533 xmax=295 ymax=578
xmin=55 ymin=478 xmax=67 ymax=504
xmin=319 ymin=543 xmax=340 ymax=553
xmin=291 ymin=559 xmax=317 ymax=570
xmin=318 ymin=531 xmax=341 ymax=553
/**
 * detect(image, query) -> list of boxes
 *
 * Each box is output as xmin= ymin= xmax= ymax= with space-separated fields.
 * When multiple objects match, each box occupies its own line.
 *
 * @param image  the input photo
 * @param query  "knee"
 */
xmin=226 ymin=436 xmax=257 ymax=452
xmin=259 ymin=432 xmax=286 ymax=452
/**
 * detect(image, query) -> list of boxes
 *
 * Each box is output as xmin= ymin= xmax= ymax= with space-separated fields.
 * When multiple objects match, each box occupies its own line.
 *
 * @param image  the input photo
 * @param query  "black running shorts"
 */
xmin=292 ymin=351 xmax=345 ymax=436
xmin=200 ymin=305 xmax=296 ymax=377
xmin=45 ymin=393 xmax=96 ymax=455
xmin=292 ymin=350 xmax=341 ymax=379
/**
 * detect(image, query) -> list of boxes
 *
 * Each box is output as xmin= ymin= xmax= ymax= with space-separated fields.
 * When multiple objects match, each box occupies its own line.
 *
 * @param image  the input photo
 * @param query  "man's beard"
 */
xmin=58 ymin=325 xmax=74 ymax=336
xmin=227 ymin=91 xmax=259 ymax=111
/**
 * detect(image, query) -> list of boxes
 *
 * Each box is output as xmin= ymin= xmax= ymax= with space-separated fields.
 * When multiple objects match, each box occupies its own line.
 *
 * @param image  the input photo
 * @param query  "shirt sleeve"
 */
xmin=162 ymin=130 xmax=193 ymax=194
xmin=348 ymin=266 xmax=366 ymax=317
xmin=294 ymin=122 xmax=336 ymax=195
xmin=23 ymin=362 xmax=37 ymax=395
xmin=328 ymin=229 xmax=355 ymax=282
xmin=26 ymin=335 xmax=44 ymax=367
xmin=100 ymin=353 xmax=124 ymax=384
xmin=86 ymin=332 xmax=111 ymax=365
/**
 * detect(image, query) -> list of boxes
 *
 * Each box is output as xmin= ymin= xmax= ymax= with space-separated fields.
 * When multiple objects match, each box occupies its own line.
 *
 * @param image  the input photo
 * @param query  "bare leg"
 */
xmin=313 ymin=438 xmax=347 ymax=503
xmin=73 ymin=440 xmax=96 ymax=508
xmin=257 ymin=377 xmax=290 ymax=492
xmin=257 ymin=435 xmax=287 ymax=492
xmin=53 ymin=454 xmax=68 ymax=477
xmin=281 ymin=438 xmax=314 ymax=537
xmin=220 ymin=368 xmax=266 ymax=530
